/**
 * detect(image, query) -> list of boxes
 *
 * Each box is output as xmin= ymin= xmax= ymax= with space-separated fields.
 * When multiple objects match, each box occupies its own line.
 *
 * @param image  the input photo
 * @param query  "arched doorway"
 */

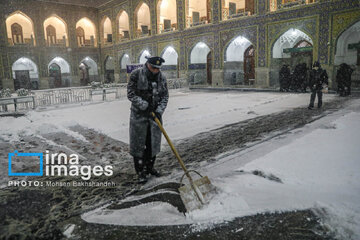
xmin=80 ymin=57 xmax=98 ymax=85
xmin=161 ymin=46 xmax=179 ymax=78
xmin=48 ymin=57 xmax=71 ymax=88
xmin=12 ymin=57 xmax=39 ymax=90
xmin=79 ymin=63 xmax=89 ymax=86
xmin=104 ymin=56 xmax=115 ymax=83
xmin=189 ymin=42 xmax=211 ymax=85
xmin=289 ymin=40 xmax=313 ymax=69
xmin=120 ymin=53 xmax=131 ymax=83
xmin=224 ymin=36 xmax=253 ymax=85
xmin=271 ymin=28 xmax=314 ymax=87
xmin=244 ymin=45 xmax=255 ymax=85
xmin=49 ymin=63 xmax=62 ymax=88
xmin=334 ymin=20 xmax=360 ymax=90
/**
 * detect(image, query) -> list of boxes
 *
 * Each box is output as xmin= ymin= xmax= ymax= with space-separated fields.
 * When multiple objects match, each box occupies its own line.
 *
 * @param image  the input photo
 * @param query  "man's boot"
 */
xmin=137 ymin=170 xmax=148 ymax=184
xmin=134 ymin=157 xmax=147 ymax=183
xmin=146 ymin=156 xmax=161 ymax=177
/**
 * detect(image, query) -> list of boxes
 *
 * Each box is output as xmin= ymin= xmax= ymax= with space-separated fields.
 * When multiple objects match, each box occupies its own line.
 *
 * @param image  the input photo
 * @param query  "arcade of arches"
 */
xmin=0 ymin=0 xmax=359 ymax=91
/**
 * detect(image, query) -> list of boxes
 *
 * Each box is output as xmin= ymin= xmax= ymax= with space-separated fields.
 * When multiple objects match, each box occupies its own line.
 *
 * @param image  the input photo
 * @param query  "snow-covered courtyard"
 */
xmin=0 ymin=90 xmax=334 ymax=143
xmin=1 ymin=90 xmax=359 ymax=239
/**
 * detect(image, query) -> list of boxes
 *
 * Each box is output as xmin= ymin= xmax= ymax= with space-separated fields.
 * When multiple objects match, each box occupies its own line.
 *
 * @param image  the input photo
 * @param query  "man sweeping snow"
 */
xmin=127 ymin=56 xmax=169 ymax=183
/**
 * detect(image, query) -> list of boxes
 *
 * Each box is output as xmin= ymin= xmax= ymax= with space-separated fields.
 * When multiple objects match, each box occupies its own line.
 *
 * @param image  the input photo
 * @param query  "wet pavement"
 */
xmin=0 ymin=95 xmax=353 ymax=239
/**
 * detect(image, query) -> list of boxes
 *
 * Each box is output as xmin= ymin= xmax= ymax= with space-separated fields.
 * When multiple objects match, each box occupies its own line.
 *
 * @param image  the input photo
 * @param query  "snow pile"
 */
xmin=82 ymin=99 xmax=360 ymax=240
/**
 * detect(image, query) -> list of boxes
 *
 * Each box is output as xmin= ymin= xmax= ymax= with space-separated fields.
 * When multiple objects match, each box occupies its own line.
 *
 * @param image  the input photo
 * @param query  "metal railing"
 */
xmin=0 ymin=96 xmax=35 ymax=112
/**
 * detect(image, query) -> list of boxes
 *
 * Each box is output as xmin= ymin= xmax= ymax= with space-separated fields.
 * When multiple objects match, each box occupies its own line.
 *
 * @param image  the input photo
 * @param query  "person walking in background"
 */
xmin=308 ymin=61 xmax=328 ymax=110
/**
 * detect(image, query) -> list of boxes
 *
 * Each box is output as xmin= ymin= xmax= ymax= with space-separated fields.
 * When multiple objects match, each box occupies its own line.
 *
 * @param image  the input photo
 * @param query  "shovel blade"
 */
xmin=178 ymin=176 xmax=216 ymax=212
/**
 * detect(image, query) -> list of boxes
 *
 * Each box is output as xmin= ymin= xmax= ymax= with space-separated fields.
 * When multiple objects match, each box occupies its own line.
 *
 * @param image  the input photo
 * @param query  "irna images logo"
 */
xmin=8 ymin=150 xmax=113 ymax=180
xmin=8 ymin=150 xmax=44 ymax=176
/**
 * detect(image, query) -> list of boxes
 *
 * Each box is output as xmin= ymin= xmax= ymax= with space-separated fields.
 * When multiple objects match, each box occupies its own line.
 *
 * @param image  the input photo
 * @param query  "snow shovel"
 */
xmin=151 ymin=112 xmax=216 ymax=212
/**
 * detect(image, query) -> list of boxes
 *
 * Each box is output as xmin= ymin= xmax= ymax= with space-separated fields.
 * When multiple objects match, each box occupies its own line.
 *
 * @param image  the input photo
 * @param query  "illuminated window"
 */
xmin=44 ymin=16 xmax=68 ymax=46
xmin=270 ymin=0 xmax=317 ymax=12
xmin=118 ymin=11 xmax=130 ymax=41
xmin=135 ymin=2 xmax=151 ymax=38
xmin=102 ymin=16 xmax=112 ymax=44
xmin=76 ymin=18 xmax=97 ymax=47
xmin=221 ymin=0 xmax=254 ymax=20
xmin=6 ymin=12 xmax=35 ymax=46
xmin=157 ymin=0 xmax=177 ymax=33
xmin=186 ymin=0 xmax=211 ymax=28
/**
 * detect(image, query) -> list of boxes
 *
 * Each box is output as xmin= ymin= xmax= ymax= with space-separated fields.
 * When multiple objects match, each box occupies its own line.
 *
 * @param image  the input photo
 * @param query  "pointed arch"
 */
xmin=6 ymin=11 xmax=36 ymax=46
xmin=190 ymin=42 xmax=211 ymax=64
xmin=135 ymin=2 xmax=151 ymax=37
xmin=80 ymin=57 xmax=98 ymax=76
xmin=43 ymin=14 xmax=68 ymax=46
xmin=161 ymin=46 xmax=178 ymax=65
xmin=120 ymin=53 xmax=131 ymax=69
xmin=101 ymin=16 xmax=113 ymax=44
xmin=224 ymin=36 xmax=253 ymax=62
xmin=12 ymin=57 xmax=39 ymax=90
xmin=117 ymin=10 xmax=130 ymax=41
xmin=104 ymin=56 xmax=115 ymax=83
xmin=139 ymin=50 xmax=151 ymax=64
xmin=157 ymin=0 xmax=177 ymax=33
xmin=272 ymin=28 xmax=313 ymax=59
xmin=186 ymin=0 xmax=211 ymax=28
xmin=48 ymin=57 xmax=71 ymax=88
xmin=48 ymin=57 xmax=70 ymax=74
xmin=76 ymin=17 xmax=97 ymax=47
xmin=334 ymin=20 xmax=360 ymax=66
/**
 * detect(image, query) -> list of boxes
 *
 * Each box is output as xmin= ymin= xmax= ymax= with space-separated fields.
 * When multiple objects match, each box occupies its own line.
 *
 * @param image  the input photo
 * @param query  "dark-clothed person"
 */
xmin=308 ymin=61 xmax=328 ymax=109
xmin=290 ymin=63 xmax=308 ymax=92
xmin=336 ymin=63 xmax=353 ymax=96
xmin=279 ymin=64 xmax=291 ymax=92
xmin=127 ymin=56 xmax=169 ymax=183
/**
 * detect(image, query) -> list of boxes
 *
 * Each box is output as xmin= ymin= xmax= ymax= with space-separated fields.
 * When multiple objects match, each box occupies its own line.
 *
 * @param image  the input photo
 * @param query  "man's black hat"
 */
xmin=146 ymin=56 xmax=165 ymax=69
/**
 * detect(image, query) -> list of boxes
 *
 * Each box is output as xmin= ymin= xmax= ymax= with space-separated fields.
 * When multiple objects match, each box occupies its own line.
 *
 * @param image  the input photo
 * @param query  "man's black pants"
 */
xmin=309 ymin=89 xmax=323 ymax=108
xmin=134 ymin=124 xmax=156 ymax=174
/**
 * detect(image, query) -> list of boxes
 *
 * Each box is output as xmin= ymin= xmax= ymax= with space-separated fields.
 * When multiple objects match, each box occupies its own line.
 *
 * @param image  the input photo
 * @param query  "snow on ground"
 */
xmin=82 ymin=99 xmax=360 ymax=240
xmin=0 ymin=90 xmax=332 ymax=144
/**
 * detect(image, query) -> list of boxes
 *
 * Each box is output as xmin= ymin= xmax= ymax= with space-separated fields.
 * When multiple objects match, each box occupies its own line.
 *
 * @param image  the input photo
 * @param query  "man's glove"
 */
xmin=138 ymin=100 xmax=149 ymax=111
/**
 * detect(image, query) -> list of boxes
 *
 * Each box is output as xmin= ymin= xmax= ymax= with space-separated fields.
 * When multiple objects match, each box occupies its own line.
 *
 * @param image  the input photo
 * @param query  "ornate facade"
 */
xmin=0 ymin=0 xmax=359 ymax=91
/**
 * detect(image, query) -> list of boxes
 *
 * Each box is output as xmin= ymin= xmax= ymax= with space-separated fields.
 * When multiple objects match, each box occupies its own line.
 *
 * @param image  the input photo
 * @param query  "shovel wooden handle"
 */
xmin=151 ymin=112 xmax=204 ymax=204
